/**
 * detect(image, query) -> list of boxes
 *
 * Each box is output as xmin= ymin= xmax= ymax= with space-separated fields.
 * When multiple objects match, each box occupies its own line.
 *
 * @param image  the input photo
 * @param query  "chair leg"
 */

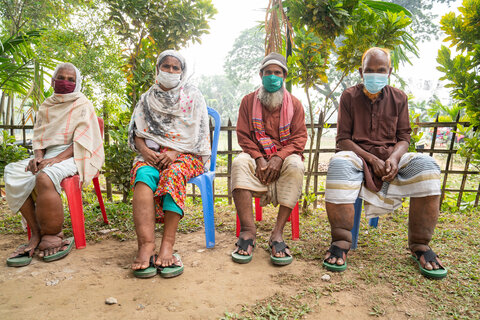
xmin=351 ymin=198 xmax=362 ymax=250
xmin=369 ymin=217 xmax=379 ymax=228
xmin=196 ymin=180 xmax=215 ymax=248
xmin=27 ymin=225 xmax=31 ymax=240
xmin=254 ymin=198 xmax=262 ymax=221
xmin=236 ymin=214 xmax=240 ymax=238
xmin=92 ymin=176 xmax=108 ymax=224
xmin=61 ymin=175 xmax=86 ymax=249
xmin=291 ymin=202 xmax=300 ymax=240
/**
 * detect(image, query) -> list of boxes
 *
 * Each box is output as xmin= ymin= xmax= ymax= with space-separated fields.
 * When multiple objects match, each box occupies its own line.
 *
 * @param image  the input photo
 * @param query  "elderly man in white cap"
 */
xmin=231 ymin=52 xmax=307 ymax=266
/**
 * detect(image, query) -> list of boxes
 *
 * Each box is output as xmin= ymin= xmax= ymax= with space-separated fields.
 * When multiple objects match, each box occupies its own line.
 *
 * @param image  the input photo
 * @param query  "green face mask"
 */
xmin=262 ymin=75 xmax=283 ymax=92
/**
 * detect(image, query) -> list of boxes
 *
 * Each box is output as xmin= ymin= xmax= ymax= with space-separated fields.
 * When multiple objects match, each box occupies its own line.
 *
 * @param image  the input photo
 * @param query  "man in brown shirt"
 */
xmin=323 ymin=48 xmax=447 ymax=279
xmin=231 ymin=52 xmax=307 ymax=266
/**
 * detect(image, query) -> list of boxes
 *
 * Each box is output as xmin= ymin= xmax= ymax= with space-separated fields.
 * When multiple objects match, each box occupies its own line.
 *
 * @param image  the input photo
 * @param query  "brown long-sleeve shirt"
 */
xmin=337 ymin=84 xmax=411 ymax=159
xmin=337 ymin=84 xmax=412 ymax=191
xmin=236 ymin=91 xmax=307 ymax=160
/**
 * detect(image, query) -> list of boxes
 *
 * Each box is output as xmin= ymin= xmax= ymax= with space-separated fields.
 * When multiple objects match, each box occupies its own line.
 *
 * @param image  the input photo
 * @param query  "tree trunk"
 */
xmin=0 ymin=92 xmax=5 ymax=125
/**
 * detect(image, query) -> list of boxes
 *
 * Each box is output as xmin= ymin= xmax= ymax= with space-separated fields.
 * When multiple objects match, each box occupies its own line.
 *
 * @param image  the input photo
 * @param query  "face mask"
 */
xmin=262 ymin=75 xmax=283 ymax=93
xmin=363 ymin=73 xmax=389 ymax=94
xmin=53 ymin=79 xmax=76 ymax=94
xmin=156 ymin=70 xmax=181 ymax=89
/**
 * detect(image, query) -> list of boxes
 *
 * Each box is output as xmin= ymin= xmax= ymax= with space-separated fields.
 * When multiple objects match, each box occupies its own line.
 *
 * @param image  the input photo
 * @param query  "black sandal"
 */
xmin=323 ymin=244 xmax=349 ymax=272
xmin=269 ymin=241 xmax=293 ymax=266
xmin=411 ymin=249 xmax=447 ymax=279
xmin=231 ymin=238 xmax=255 ymax=264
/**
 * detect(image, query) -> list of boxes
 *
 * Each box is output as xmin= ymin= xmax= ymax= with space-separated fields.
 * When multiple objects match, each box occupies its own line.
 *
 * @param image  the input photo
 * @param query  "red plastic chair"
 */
xmin=28 ymin=117 xmax=108 ymax=249
xmin=236 ymin=198 xmax=300 ymax=240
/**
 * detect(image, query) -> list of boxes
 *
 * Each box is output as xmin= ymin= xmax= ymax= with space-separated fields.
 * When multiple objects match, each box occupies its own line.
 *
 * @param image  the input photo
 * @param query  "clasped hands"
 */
xmin=142 ymin=148 xmax=179 ymax=170
xmin=369 ymin=156 xmax=399 ymax=182
xmin=255 ymin=156 xmax=283 ymax=185
xmin=26 ymin=157 xmax=63 ymax=174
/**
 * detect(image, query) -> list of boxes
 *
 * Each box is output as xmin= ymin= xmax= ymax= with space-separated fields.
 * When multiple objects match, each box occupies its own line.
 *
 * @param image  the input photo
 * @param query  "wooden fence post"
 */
xmin=440 ymin=112 xmax=461 ymax=204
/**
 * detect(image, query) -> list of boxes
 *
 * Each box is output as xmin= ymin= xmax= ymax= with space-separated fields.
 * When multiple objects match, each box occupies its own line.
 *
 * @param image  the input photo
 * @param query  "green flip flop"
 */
xmin=231 ymin=238 xmax=255 ymax=264
xmin=43 ymin=237 xmax=75 ymax=262
xmin=6 ymin=244 xmax=33 ymax=267
xmin=133 ymin=255 xmax=158 ymax=279
xmin=158 ymin=253 xmax=184 ymax=278
xmin=322 ymin=244 xmax=348 ymax=272
xmin=270 ymin=241 xmax=293 ymax=266
xmin=411 ymin=249 xmax=448 ymax=279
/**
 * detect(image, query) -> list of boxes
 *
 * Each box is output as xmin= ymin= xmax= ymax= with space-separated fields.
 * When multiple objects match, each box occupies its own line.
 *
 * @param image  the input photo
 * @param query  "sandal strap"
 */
xmin=414 ymin=249 xmax=445 ymax=269
xmin=235 ymin=238 xmax=254 ymax=252
xmin=270 ymin=241 xmax=291 ymax=257
xmin=325 ymin=244 xmax=349 ymax=262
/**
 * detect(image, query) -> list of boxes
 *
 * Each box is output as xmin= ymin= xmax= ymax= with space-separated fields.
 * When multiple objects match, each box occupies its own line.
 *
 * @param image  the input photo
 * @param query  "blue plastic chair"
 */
xmin=188 ymin=107 xmax=221 ymax=248
xmin=351 ymin=198 xmax=379 ymax=250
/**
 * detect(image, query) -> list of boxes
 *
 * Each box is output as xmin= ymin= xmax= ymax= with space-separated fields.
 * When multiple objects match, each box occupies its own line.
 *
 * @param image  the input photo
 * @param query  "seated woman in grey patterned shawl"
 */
xmin=128 ymin=50 xmax=211 ymax=278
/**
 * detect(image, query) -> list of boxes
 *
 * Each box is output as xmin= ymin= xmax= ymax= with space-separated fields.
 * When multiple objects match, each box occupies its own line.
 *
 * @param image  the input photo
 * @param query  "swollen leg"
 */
xmin=233 ymin=188 xmax=256 ymax=255
xmin=35 ymin=173 xmax=67 ymax=257
xmin=409 ymin=195 xmax=442 ymax=270
xmin=325 ymin=202 xmax=355 ymax=265
xmin=156 ymin=210 xmax=181 ymax=267
xmin=132 ymin=182 xmax=156 ymax=270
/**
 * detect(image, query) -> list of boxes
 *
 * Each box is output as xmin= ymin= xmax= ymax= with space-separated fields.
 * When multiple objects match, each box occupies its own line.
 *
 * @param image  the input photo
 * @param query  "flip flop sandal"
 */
xmin=323 ymin=244 xmax=349 ymax=272
xmin=269 ymin=241 xmax=293 ymax=266
xmin=43 ymin=237 xmax=75 ymax=262
xmin=133 ymin=255 xmax=158 ymax=279
xmin=158 ymin=253 xmax=184 ymax=278
xmin=6 ymin=244 xmax=33 ymax=267
xmin=411 ymin=249 xmax=448 ymax=279
xmin=231 ymin=238 xmax=255 ymax=264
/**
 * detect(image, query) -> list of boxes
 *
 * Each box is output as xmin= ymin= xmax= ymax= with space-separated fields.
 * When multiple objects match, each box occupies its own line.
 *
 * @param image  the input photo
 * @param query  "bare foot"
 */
xmin=10 ymin=233 xmax=41 ymax=258
xmin=155 ymin=237 xmax=180 ymax=267
xmin=37 ymin=233 xmax=70 ymax=258
xmin=132 ymin=242 xmax=155 ymax=271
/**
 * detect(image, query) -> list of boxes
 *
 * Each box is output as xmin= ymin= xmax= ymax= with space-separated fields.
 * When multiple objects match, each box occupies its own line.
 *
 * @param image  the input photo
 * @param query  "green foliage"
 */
xmin=0 ymin=130 xmax=29 ymax=180
xmin=104 ymin=0 xmax=217 ymax=109
xmin=224 ymin=27 xmax=265 ymax=85
xmin=408 ymin=111 xmax=422 ymax=152
xmin=437 ymin=0 xmax=480 ymax=167
xmin=336 ymin=5 xmax=417 ymax=73
xmin=287 ymin=28 xmax=328 ymax=87
xmin=103 ymin=115 xmax=135 ymax=203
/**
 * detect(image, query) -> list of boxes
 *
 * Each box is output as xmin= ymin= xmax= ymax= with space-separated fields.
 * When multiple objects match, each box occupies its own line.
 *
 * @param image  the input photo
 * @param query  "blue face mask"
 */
xmin=262 ymin=75 xmax=283 ymax=92
xmin=363 ymin=73 xmax=389 ymax=94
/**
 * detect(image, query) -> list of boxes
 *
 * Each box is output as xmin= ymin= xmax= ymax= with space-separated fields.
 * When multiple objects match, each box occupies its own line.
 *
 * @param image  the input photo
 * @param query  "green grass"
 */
xmin=1 ymin=178 xmax=479 ymax=319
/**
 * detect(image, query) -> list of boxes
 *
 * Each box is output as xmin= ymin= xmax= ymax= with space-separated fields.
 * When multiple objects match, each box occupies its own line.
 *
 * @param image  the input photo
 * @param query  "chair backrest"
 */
xmin=207 ymin=107 xmax=221 ymax=172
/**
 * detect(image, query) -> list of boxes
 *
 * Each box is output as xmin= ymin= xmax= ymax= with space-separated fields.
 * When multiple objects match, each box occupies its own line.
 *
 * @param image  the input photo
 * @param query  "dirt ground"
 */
xmin=0 ymin=230 xmax=429 ymax=320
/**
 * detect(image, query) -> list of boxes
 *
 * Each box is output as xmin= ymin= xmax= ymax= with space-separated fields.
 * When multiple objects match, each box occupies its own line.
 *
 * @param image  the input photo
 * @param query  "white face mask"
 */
xmin=156 ymin=70 xmax=181 ymax=89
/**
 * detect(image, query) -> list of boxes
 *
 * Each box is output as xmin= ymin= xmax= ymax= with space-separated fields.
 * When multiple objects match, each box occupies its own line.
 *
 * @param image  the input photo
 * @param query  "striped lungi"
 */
xmin=325 ymin=151 xmax=441 ymax=218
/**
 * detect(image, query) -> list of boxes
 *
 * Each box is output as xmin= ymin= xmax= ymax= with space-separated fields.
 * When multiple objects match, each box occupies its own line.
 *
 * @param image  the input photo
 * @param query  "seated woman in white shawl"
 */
xmin=128 ymin=50 xmax=211 ymax=278
xmin=4 ymin=63 xmax=104 ymax=267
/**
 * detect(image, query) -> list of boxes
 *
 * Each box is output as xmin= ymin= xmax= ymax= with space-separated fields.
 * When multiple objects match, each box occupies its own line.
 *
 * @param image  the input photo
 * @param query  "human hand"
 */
xmin=382 ymin=157 xmax=399 ymax=182
xmin=156 ymin=151 xmax=179 ymax=170
xmin=263 ymin=156 xmax=283 ymax=184
xmin=141 ymin=148 xmax=161 ymax=167
xmin=255 ymin=157 xmax=268 ymax=185
xmin=369 ymin=156 xmax=386 ymax=178
xmin=26 ymin=158 xmax=42 ymax=174
xmin=36 ymin=157 xmax=62 ymax=171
